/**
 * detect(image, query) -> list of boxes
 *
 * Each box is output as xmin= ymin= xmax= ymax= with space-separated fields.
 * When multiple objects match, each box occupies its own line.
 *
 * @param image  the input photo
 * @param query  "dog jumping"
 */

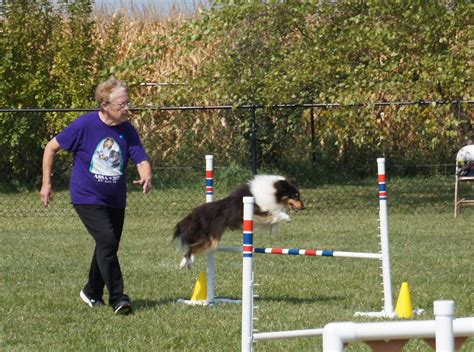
xmin=173 ymin=175 xmax=305 ymax=269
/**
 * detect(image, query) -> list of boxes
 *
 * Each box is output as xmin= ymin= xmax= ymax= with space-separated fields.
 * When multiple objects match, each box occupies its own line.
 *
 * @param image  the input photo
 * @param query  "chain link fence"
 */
xmin=0 ymin=103 xmax=472 ymax=218
xmin=0 ymin=163 xmax=467 ymax=219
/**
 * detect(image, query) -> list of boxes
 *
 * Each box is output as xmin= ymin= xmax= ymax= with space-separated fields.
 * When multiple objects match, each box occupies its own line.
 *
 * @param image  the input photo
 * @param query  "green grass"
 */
xmin=1 ymin=186 xmax=473 ymax=351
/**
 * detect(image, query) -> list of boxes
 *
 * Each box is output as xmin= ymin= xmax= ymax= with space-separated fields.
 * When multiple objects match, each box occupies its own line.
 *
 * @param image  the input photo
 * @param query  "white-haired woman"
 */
xmin=40 ymin=77 xmax=152 ymax=315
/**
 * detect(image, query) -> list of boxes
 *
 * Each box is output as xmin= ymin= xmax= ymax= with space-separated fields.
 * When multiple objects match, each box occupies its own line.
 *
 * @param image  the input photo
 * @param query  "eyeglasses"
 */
xmin=108 ymin=101 xmax=132 ymax=109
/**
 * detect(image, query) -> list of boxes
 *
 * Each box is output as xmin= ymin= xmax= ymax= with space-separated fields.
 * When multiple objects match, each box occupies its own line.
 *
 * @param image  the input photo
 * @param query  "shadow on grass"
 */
xmin=133 ymin=297 xmax=177 ymax=310
xmin=256 ymin=294 xmax=343 ymax=305
xmin=131 ymin=295 xmax=342 ymax=309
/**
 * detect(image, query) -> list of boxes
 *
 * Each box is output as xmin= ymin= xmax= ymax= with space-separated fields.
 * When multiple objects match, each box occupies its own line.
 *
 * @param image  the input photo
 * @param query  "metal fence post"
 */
xmin=251 ymin=107 xmax=257 ymax=176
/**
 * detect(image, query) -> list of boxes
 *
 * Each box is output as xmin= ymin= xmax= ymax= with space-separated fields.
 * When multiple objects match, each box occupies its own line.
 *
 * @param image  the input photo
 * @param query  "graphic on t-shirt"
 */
xmin=89 ymin=137 xmax=123 ymax=176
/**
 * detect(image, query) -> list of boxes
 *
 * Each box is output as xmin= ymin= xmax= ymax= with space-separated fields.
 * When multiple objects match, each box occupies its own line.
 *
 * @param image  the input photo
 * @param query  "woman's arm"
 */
xmin=40 ymin=138 xmax=61 ymax=207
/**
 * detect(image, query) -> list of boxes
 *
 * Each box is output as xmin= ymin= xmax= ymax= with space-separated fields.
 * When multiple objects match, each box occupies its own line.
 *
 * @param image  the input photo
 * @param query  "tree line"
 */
xmin=0 ymin=1 xmax=471 ymax=185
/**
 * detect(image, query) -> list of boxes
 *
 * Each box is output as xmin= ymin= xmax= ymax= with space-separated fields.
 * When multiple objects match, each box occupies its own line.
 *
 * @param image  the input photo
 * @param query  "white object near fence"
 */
xmin=181 ymin=155 xmax=241 ymax=305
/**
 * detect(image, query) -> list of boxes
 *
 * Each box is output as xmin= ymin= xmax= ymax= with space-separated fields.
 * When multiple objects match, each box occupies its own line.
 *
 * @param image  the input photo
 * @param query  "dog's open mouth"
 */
xmin=289 ymin=200 xmax=305 ymax=212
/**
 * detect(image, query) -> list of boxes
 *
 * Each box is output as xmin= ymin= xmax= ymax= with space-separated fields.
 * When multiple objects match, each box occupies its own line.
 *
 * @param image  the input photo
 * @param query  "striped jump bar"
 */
xmin=254 ymin=247 xmax=381 ymax=259
xmin=218 ymin=246 xmax=381 ymax=260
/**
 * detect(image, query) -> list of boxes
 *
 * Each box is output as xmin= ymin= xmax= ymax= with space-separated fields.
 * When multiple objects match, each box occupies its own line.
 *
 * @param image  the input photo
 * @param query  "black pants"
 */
xmin=74 ymin=204 xmax=128 ymax=305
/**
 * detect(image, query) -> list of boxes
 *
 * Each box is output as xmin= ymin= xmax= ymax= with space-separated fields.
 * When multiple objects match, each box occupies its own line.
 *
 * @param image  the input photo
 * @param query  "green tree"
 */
xmin=0 ymin=1 xmax=59 ymax=183
xmin=170 ymin=0 xmax=472 ymax=168
xmin=0 ymin=0 xmax=119 ymax=184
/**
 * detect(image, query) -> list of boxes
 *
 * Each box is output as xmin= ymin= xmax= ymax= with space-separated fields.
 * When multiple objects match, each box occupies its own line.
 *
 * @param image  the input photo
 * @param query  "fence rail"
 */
xmin=1 ymin=99 xmax=472 ymax=113
xmin=0 ymin=166 xmax=468 ymax=218
xmin=1 ymin=99 xmax=472 ymax=176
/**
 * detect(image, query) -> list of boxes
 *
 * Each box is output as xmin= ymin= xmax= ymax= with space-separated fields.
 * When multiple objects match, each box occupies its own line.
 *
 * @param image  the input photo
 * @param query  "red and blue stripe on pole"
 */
xmin=378 ymin=172 xmax=387 ymax=200
xmin=243 ymin=219 xmax=253 ymax=258
xmin=205 ymin=155 xmax=214 ymax=201
xmin=206 ymin=170 xmax=214 ymax=196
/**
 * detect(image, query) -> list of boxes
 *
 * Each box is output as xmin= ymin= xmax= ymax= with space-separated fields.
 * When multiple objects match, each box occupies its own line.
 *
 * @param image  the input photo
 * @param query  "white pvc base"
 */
xmin=177 ymin=297 xmax=241 ymax=306
xmin=354 ymin=310 xmax=397 ymax=318
xmin=176 ymin=299 xmax=209 ymax=306
xmin=354 ymin=308 xmax=424 ymax=318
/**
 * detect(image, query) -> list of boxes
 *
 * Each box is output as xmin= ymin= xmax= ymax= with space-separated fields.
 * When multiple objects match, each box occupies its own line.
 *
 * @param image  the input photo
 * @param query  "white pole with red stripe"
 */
xmin=205 ymin=155 xmax=214 ymax=203
xmin=242 ymin=197 xmax=255 ymax=352
xmin=205 ymin=155 xmax=215 ymax=305
xmin=377 ymin=158 xmax=394 ymax=316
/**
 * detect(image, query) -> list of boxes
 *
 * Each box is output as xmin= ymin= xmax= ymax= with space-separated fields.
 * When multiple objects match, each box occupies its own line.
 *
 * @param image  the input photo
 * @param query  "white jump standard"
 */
xmin=205 ymin=155 xmax=216 ymax=305
xmin=355 ymin=157 xmax=394 ymax=318
xmin=241 ymin=197 xmax=255 ymax=351
xmin=177 ymin=155 xmax=232 ymax=305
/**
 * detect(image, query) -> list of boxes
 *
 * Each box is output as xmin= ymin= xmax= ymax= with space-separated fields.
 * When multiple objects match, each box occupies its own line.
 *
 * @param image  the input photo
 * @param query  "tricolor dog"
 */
xmin=173 ymin=175 xmax=305 ymax=269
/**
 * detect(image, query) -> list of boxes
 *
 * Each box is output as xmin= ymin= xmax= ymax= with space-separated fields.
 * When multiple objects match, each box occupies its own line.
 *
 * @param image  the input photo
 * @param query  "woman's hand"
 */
xmin=135 ymin=160 xmax=153 ymax=194
xmin=133 ymin=177 xmax=152 ymax=194
xmin=40 ymin=184 xmax=54 ymax=207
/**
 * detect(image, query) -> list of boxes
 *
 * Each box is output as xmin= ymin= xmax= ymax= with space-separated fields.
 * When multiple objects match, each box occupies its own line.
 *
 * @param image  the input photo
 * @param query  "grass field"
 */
xmin=1 ymin=183 xmax=473 ymax=351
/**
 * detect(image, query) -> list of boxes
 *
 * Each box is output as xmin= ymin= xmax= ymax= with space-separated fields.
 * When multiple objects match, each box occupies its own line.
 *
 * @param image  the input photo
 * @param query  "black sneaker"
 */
xmin=80 ymin=289 xmax=104 ymax=308
xmin=113 ymin=300 xmax=132 ymax=315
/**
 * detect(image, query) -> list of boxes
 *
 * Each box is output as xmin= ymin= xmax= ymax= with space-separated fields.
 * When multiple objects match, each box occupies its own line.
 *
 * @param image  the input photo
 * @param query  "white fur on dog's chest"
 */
xmin=250 ymin=175 xmax=286 ymax=212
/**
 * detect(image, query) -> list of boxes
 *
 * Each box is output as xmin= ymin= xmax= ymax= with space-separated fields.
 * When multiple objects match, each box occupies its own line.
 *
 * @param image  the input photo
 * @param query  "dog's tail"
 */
xmin=173 ymin=222 xmax=188 ymax=249
xmin=173 ymin=216 xmax=199 ymax=249
xmin=174 ymin=217 xmax=204 ymax=269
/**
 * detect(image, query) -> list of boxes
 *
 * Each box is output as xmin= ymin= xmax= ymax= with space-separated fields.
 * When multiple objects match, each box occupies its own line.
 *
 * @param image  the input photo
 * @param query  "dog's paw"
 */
xmin=179 ymin=255 xmax=195 ymax=269
xmin=179 ymin=257 xmax=188 ymax=269
xmin=278 ymin=212 xmax=291 ymax=223
xmin=271 ymin=211 xmax=290 ymax=224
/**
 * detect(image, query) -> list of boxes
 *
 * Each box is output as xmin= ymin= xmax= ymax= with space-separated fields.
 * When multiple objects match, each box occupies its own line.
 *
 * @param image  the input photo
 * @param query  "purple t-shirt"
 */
xmin=56 ymin=111 xmax=148 ymax=208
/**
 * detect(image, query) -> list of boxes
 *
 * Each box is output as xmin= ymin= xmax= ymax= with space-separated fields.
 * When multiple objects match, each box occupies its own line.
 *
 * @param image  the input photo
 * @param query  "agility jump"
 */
xmin=241 ymin=158 xmax=395 ymax=351
xmin=181 ymin=157 xmax=395 ymax=312
xmin=227 ymin=157 xmax=394 ymax=318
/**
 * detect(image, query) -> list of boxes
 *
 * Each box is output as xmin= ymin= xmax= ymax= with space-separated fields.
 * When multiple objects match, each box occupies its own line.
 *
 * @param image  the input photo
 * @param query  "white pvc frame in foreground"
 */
xmin=323 ymin=300 xmax=474 ymax=352
xmin=244 ymin=299 xmax=474 ymax=351
xmin=241 ymin=197 xmax=474 ymax=351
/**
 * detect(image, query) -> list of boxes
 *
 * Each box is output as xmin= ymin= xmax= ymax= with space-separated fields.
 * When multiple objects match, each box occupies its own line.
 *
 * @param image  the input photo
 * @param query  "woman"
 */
xmin=40 ymin=77 xmax=152 ymax=315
